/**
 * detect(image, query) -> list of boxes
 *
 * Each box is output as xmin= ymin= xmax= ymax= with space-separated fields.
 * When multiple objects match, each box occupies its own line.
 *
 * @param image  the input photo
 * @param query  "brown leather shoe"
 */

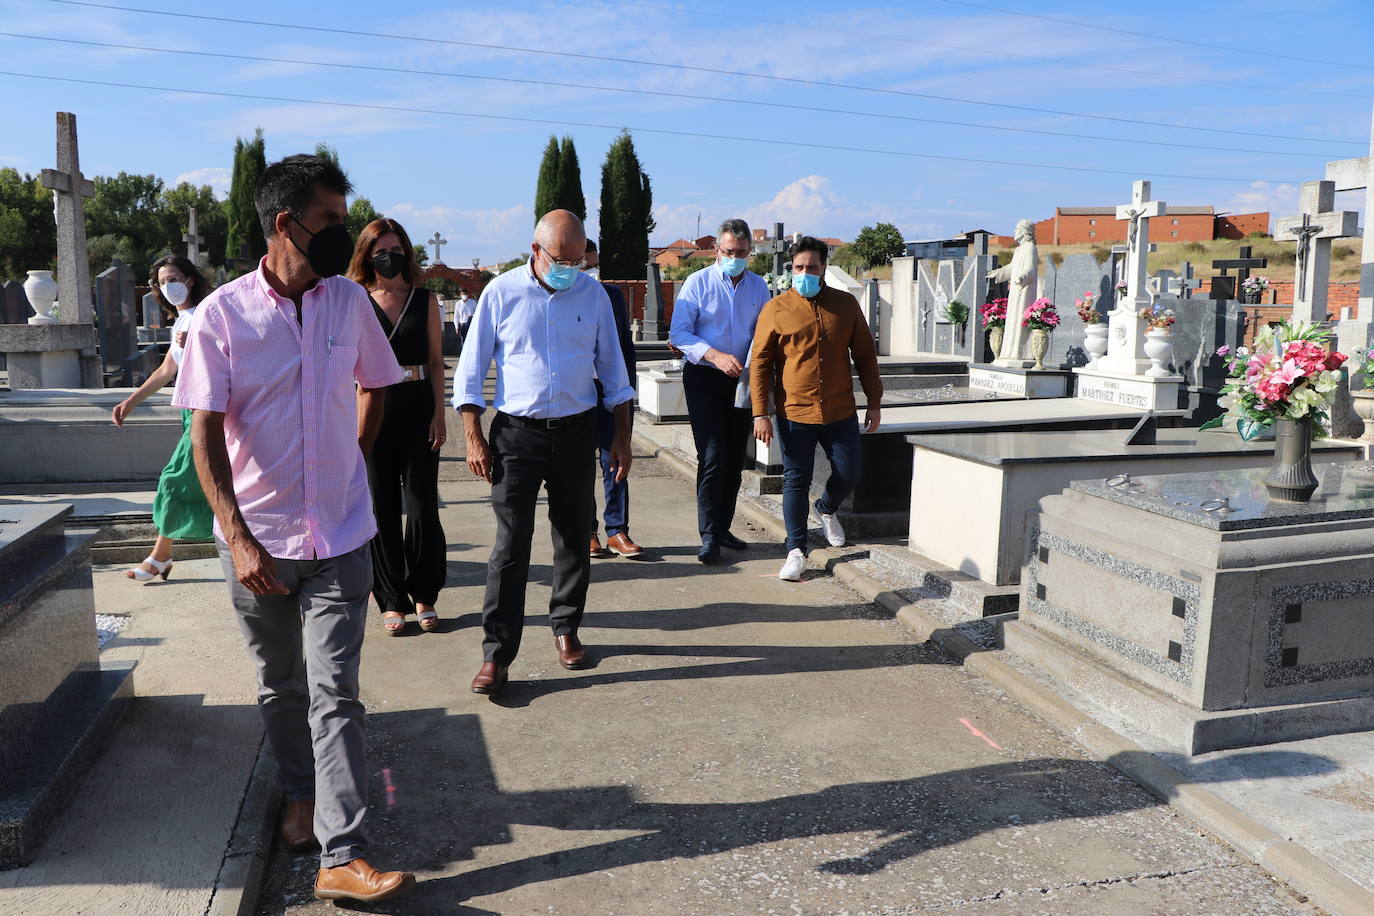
xmin=606 ymin=532 xmax=644 ymax=558
xmin=314 ymin=857 xmax=415 ymax=903
xmin=555 ymin=633 xmax=589 ymax=670
xmin=590 ymin=536 xmax=610 ymax=558
xmin=470 ymin=661 xmax=509 ymax=695
xmin=279 ymin=799 xmax=318 ymax=853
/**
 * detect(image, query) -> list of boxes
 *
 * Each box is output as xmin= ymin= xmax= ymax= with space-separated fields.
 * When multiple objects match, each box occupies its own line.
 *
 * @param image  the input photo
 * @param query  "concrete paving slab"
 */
xmin=249 ymin=471 xmax=1313 ymax=915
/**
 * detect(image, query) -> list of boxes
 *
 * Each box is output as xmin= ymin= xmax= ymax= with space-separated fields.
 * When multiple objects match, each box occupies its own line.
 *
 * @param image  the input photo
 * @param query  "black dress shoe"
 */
xmin=697 ymin=542 xmax=720 ymax=563
xmin=719 ymin=532 xmax=747 ymax=551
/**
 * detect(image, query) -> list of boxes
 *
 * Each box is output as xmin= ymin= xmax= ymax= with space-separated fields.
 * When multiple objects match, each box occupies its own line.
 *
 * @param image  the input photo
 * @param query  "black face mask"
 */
xmin=289 ymin=216 xmax=353 ymax=279
xmin=372 ymin=250 xmax=405 ymax=280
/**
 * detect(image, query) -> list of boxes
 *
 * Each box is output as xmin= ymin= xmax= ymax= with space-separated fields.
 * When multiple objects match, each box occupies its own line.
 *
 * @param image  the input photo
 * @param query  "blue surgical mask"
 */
xmin=793 ymin=272 xmax=822 ymax=298
xmin=720 ymin=257 xmax=747 ymax=277
xmin=543 ymin=261 xmax=579 ymax=291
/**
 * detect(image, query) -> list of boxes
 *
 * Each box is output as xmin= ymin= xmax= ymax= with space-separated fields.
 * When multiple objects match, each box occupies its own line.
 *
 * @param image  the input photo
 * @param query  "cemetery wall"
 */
xmin=1023 ymin=210 xmax=1269 ymax=246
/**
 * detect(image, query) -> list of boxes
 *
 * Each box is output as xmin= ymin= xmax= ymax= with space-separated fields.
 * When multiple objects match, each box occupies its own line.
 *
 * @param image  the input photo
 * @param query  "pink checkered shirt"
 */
xmin=171 ymin=260 xmax=404 ymax=560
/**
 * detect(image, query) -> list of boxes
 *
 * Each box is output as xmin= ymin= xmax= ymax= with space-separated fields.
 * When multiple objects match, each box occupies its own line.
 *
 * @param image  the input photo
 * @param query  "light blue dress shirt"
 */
xmin=669 ymin=262 xmax=770 ymax=365
xmin=453 ymin=263 xmax=635 ymax=419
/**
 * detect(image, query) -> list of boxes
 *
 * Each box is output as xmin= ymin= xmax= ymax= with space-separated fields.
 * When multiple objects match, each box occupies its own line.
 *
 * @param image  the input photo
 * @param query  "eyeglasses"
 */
xmin=717 ymin=245 xmax=751 ymax=258
xmin=537 ymin=245 xmax=585 ymax=269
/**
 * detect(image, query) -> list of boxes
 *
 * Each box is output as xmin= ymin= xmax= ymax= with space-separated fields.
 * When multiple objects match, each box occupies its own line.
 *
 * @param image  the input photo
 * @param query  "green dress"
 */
xmin=151 ymin=409 xmax=213 ymax=539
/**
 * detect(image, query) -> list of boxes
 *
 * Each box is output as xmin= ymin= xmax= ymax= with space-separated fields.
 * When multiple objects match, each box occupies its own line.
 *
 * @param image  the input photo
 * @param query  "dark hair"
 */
xmin=585 ymin=238 xmax=598 ymax=254
xmin=148 ymin=254 xmax=211 ymax=319
xmin=254 ymin=154 xmax=353 ymax=239
xmin=791 ymin=235 xmax=829 ymax=266
xmin=346 ymin=218 xmax=420 ymax=288
xmin=718 ymin=218 xmax=750 ymax=241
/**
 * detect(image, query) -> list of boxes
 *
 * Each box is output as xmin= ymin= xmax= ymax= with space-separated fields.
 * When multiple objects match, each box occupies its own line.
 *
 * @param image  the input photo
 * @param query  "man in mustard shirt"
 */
xmin=749 ymin=236 xmax=882 ymax=581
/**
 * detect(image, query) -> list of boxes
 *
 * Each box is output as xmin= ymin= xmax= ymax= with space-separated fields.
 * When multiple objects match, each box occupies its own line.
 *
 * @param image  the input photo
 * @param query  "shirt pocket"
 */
xmin=328 ymin=345 xmax=359 ymax=386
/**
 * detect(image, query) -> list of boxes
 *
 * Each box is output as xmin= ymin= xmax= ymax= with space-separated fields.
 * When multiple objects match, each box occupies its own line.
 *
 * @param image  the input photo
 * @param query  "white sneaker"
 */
xmin=779 ymin=548 xmax=806 ymax=581
xmin=818 ymin=510 xmax=846 ymax=547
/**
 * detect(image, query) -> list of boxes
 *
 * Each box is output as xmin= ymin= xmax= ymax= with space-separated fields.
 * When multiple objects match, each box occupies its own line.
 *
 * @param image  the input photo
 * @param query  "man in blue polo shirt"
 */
xmin=669 ymin=218 xmax=770 ymax=563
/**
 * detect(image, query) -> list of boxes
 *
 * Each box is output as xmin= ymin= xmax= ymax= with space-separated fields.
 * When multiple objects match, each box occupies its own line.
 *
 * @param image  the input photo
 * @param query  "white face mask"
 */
xmin=583 ymin=267 xmax=601 ymax=281
xmin=161 ymin=281 xmax=189 ymax=307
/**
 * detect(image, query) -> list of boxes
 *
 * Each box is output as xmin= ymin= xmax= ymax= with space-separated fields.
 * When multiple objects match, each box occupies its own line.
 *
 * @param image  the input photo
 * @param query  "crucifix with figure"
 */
xmin=1097 ymin=180 xmax=1165 ymax=376
xmin=40 ymin=111 xmax=95 ymax=325
xmin=428 ymin=232 xmax=447 ymax=265
xmin=1277 ymin=180 xmax=1358 ymax=326
xmin=184 ymin=207 xmax=205 ymax=264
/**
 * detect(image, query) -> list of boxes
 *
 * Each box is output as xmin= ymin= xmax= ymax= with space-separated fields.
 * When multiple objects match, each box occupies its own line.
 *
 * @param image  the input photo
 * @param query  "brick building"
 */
xmin=1012 ymin=207 xmax=1269 ymax=246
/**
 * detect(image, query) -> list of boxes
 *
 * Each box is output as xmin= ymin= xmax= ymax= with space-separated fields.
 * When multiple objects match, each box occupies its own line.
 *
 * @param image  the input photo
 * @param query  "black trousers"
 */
xmin=481 ymin=410 xmax=596 ymax=665
xmin=683 ymin=361 xmax=751 ymax=544
xmin=366 ymin=381 xmax=447 ymax=615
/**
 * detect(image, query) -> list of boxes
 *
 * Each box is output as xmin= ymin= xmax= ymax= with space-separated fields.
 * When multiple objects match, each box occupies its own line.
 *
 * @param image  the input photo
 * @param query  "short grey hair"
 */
xmin=717 ymin=218 xmax=751 ymax=243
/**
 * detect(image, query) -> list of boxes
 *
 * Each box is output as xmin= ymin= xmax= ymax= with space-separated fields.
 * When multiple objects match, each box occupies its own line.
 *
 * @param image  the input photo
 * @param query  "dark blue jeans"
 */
xmin=591 ymin=402 xmax=629 ymax=537
xmin=683 ymin=362 xmax=752 ymax=544
xmin=777 ymin=414 xmax=861 ymax=554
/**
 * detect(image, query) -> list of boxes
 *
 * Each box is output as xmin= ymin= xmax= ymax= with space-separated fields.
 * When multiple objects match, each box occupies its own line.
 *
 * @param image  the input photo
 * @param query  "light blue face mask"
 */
xmin=793 ymin=272 xmax=822 ymax=298
xmin=719 ymin=256 xmax=747 ymax=277
xmin=543 ymin=261 xmax=579 ymax=291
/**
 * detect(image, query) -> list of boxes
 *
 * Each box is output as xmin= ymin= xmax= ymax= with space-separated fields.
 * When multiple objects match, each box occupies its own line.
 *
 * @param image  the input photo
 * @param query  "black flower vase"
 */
xmin=1263 ymin=417 xmax=1318 ymax=502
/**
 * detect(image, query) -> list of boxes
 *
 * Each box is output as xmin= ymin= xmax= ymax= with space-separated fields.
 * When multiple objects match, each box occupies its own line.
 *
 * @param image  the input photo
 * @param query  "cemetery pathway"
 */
xmin=252 ymin=455 xmax=1316 ymax=915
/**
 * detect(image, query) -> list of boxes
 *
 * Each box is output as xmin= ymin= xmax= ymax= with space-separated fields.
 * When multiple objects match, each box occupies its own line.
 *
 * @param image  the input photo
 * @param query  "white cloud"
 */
xmin=1224 ymin=181 xmax=1300 ymax=218
xmin=174 ymin=167 xmax=231 ymax=199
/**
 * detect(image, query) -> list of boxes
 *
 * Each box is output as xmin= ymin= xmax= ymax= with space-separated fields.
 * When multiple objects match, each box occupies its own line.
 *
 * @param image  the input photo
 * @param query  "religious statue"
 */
xmin=988 ymin=219 xmax=1039 ymax=366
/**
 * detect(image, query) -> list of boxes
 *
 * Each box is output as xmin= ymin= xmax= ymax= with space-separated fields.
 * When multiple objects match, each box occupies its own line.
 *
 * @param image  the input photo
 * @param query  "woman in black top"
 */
xmin=348 ymin=218 xmax=449 ymax=635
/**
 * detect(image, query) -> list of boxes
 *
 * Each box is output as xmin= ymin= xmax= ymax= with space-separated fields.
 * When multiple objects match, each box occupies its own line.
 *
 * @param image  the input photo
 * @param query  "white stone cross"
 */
xmin=1116 ymin=180 xmax=1166 ymax=307
xmin=1097 ymin=181 xmax=1166 ymax=376
xmin=1276 ymin=180 xmax=1358 ymax=325
xmin=183 ymin=206 xmax=205 ymax=264
xmin=39 ymin=111 xmax=95 ymax=325
xmin=428 ymin=231 xmax=447 ymax=264
xmin=1326 ymin=102 xmax=1373 ymax=321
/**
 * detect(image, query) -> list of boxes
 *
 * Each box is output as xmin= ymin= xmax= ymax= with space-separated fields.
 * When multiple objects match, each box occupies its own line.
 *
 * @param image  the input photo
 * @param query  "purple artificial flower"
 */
xmin=1216 ymin=346 xmax=1231 ymax=357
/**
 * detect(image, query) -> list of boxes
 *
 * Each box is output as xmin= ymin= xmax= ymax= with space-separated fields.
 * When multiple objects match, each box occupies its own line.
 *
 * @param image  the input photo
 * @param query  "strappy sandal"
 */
xmin=126 ymin=555 xmax=172 ymax=584
xmin=381 ymin=611 xmax=407 ymax=636
xmin=417 ymin=607 xmax=439 ymax=633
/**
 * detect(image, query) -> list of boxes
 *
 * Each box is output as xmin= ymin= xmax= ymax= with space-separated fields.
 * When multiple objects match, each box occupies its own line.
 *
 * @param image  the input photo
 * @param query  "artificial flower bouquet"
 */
xmin=1201 ymin=321 xmax=1346 ymax=440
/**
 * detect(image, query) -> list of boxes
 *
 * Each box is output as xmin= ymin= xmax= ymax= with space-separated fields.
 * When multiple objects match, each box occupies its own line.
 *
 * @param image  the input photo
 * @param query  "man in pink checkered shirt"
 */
xmin=173 ymin=154 xmax=413 ymax=905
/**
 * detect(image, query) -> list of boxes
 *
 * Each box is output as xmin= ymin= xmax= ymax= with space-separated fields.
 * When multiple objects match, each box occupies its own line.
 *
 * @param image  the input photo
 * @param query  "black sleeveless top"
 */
xmin=370 ymin=286 xmax=429 ymax=369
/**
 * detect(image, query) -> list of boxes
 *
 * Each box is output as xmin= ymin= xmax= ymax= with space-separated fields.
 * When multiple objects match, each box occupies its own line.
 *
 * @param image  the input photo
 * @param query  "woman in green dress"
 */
xmin=111 ymin=255 xmax=215 ymax=582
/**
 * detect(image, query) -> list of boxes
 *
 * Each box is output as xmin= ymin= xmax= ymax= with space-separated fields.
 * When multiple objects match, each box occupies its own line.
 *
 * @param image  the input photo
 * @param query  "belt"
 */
xmin=398 ymin=364 xmax=427 ymax=382
xmin=502 ymin=408 xmax=592 ymax=430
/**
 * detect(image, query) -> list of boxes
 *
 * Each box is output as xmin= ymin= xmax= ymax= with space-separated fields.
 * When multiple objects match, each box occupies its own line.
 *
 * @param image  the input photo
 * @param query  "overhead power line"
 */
xmin=0 ymin=31 xmax=1342 ymax=160
xmin=41 ymin=0 xmax=1367 ymax=147
xmin=579 ymin=0 xmax=1365 ymax=99
xmin=931 ymin=0 xmax=1374 ymax=72
xmin=0 ymin=69 xmax=1311 ymax=185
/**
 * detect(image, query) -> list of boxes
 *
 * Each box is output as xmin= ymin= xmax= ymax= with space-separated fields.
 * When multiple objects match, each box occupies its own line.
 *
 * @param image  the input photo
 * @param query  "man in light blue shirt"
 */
xmin=669 ymin=218 xmax=771 ymax=562
xmin=454 ymin=209 xmax=635 ymax=696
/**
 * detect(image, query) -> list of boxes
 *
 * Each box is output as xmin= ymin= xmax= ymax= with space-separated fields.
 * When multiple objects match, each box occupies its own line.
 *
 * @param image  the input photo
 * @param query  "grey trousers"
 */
xmin=217 ymin=540 xmax=372 ymax=867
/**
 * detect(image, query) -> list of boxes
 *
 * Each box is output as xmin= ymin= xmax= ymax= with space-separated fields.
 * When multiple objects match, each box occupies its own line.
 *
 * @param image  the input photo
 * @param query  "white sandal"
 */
xmin=417 ymin=608 xmax=439 ymax=632
xmin=126 ymin=555 xmax=172 ymax=583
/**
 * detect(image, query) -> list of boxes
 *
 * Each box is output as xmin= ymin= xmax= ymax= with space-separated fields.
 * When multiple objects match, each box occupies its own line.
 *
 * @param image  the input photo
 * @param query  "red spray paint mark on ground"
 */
xmin=382 ymin=768 xmax=397 ymax=806
xmin=959 ymin=718 xmax=1003 ymax=750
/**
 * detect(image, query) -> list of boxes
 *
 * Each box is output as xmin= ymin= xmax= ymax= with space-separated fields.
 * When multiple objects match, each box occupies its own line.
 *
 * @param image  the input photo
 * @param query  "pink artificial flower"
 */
xmin=1216 ymin=346 xmax=1231 ymax=357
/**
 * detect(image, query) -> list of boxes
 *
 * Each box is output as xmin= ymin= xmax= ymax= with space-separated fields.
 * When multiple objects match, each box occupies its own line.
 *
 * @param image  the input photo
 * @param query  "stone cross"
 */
xmin=183 ymin=206 xmax=204 ymax=264
xmin=1208 ymin=246 xmax=1267 ymax=302
xmin=1171 ymin=261 xmax=1202 ymax=299
xmin=1276 ymin=180 xmax=1358 ymax=325
xmin=759 ymin=222 xmax=790 ymax=277
xmin=1116 ymin=181 xmax=1166 ymax=306
xmin=1326 ymin=102 xmax=1374 ymax=321
xmin=428 ymin=231 xmax=447 ymax=264
xmin=39 ymin=112 xmax=95 ymax=325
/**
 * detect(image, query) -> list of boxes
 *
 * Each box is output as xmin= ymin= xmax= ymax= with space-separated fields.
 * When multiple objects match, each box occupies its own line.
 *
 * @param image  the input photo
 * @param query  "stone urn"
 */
xmin=23 ymin=269 xmax=58 ymax=325
xmin=987 ymin=325 xmax=1004 ymax=362
xmin=1352 ymin=389 xmax=1374 ymax=443
xmin=1143 ymin=328 xmax=1174 ymax=378
xmin=1264 ymin=416 xmax=1319 ymax=503
xmin=1029 ymin=328 xmax=1050 ymax=371
xmin=1083 ymin=323 xmax=1108 ymax=369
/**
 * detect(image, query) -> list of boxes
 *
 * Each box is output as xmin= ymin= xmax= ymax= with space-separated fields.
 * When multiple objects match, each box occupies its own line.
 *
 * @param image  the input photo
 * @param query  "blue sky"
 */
xmin=1 ymin=0 xmax=1371 ymax=265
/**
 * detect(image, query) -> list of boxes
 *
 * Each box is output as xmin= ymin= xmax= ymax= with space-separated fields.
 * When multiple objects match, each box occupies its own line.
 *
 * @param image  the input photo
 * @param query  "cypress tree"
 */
xmin=598 ymin=131 xmax=655 ymax=280
xmin=533 ymin=135 xmax=560 ymax=224
xmin=556 ymin=136 xmax=586 ymax=222
xmin=224 ymin=127 xmax=267 ymax=266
